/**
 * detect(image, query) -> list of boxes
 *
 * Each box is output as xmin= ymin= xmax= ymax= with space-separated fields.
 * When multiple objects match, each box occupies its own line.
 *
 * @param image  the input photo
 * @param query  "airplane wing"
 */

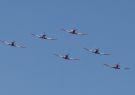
xmin=46 ymin=37 xmax=57 ymax=40
xmin=76 ymin=32 xmax=88 ymax=35
xmin=100 ymin=53 xmax=110 ymax=55
xmin=15 ymin=44 xmax=26 ymax=48
xmin=0 ymin=40 xmax=10 ymax=45
xmin=53 ymin=54 xmax=63 ymax=58
xmin=69 ymin=58 xmax=80 ymax=60
xmin=104 ymin=64 xmax=111 ymax=68
xmin=83 ymin=48 xmax=93 ymax=52
xmin=31 ymin=33 xmax=41 ymax=38
xmin=61 ymin=29 xmax=71 ymax=33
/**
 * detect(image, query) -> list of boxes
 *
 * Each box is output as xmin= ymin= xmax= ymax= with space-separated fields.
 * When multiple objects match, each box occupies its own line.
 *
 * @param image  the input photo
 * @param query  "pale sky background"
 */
xmin=0 ymin=0 xmax=135 ymax=95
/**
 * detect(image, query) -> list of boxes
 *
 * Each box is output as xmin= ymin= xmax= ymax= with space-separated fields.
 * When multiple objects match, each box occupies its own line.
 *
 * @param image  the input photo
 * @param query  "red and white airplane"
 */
xmin=31 ymin=33 xmax=57 ymax=40
xmin=62 ymin=28 xmax=88 ymax=35
xmin=104 ymin=63 xmax=130 ymax=70
xmin=54 ymin=53 xmax=80 ymax=60
xmin=0 ymin=40 xmax=26 ymax=48
xmin=84 ymin=48 xmax=110 ymax=55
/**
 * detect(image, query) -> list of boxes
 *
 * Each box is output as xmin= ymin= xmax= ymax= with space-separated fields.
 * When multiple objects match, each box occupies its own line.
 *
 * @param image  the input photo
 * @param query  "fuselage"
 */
xmin=9 ymin=42 xmax=16 ymax=46
xmin=63 ymin=55 xmax=70 ymax=59
xmin=40 ymin=35 xmax=47 ymax=39
xmin=112 ymin=64 xmax=120 ymax=69
xmin=93 ymin=49 xmax=100 ymax=54
xmin=70 ymin=30 xmax=77 ymax=34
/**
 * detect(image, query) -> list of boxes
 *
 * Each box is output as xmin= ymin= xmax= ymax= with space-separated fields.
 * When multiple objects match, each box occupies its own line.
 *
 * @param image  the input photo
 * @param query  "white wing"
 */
xmin=100 ymin=52 xmax=110 ymax=55
xmin=69 ymin=57 xmax=80 ymax=60
xmin=46 ymin=37 xmax=57 ymax=40
xmin=15 ymin=44 xmax=26 ymax=48
xmin=31 ymin=33 xmax=41 ymax=38
xmin=104 ymin=64 xmax=115 ymax=69
xmin=104 ymin=64 xmax=111 ymax=68
xmin=76 ymin=32 xmax=88 ymax=35
xmin=53 ymin=54 xmax=63 ymax=58
xmin=0 ymin=40 xmax=10 ymax=45
xmin=83 ymin=48 xmax=93 ymax=52
xmin=62 ymin=29 xmax=72 ymax=33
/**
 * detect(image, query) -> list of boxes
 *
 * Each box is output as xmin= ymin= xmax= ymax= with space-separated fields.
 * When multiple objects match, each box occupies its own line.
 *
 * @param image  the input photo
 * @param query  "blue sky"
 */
xmin=0 ymin=0 xmax=135 ymax=95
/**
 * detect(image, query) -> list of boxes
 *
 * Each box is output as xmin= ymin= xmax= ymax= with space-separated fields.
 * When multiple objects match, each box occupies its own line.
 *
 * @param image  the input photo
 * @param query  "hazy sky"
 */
xmin=0 ymin=0 xmax=135 ymax=95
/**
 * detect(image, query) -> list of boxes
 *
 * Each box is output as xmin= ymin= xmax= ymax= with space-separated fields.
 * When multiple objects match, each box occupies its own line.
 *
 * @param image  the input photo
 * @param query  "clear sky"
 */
xmin=0 ymin=0 xmax=135 ymax=95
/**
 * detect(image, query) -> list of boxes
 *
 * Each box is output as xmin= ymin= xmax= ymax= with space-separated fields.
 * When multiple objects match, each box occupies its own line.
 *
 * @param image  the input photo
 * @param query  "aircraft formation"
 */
xmin=0 ymin=28 xmax=130 ymax=70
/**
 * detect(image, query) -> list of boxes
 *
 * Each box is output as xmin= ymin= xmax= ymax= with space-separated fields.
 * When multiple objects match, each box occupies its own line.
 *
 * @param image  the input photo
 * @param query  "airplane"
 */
xmin=54 ymin=53 xmax=80 ymax=60
xmin=0 ymin=40 xmax=26 ymax=48
xmin=104 ymin=63 xmax=130 ymax=70
xmin=31 ymin=33 xmax=57 ymax=40
xmin=83 ymin=48 xmax=110 ymax=55
xmin=62 ymin=28 xmax=88 ymax=35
